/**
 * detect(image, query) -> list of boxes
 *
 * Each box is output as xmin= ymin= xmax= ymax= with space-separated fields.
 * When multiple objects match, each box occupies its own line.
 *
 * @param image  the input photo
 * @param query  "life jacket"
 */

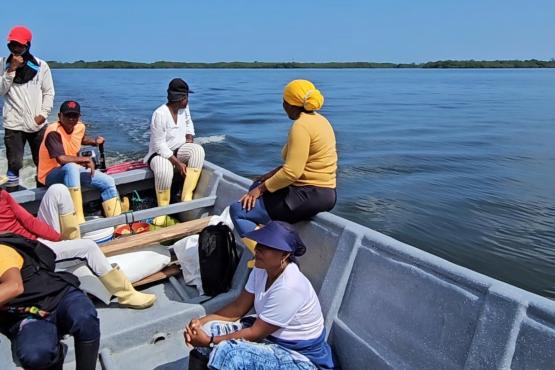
xmin=37 ymin=121 xmax=85 ymax=185
xmin=0 ymin=234 xmax=80 ymax=315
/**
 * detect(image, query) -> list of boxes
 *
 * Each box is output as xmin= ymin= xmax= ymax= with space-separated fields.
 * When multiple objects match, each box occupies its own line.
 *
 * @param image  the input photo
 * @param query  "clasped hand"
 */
xmin=184 ymin=319 xmax=211 ymax=347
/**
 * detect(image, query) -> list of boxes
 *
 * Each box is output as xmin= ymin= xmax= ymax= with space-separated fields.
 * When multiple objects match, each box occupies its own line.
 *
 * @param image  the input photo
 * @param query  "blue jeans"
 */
xmin=11 ymin=288 xmax=100 ymax=369
xmin=229 ymin=181 xmax=272 ymax=237
xmin=45 ymin=163 xmax=118 ymax=201
xmin=197 ymin=320 xmax=316 ymax=370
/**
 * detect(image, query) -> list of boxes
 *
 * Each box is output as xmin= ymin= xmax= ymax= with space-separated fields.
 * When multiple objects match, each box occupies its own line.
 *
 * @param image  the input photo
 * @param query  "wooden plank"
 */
xmin=100 ymin=216 xmax=211 ymax=257
xmin=133 ymin=264 xmax=181 ymax=287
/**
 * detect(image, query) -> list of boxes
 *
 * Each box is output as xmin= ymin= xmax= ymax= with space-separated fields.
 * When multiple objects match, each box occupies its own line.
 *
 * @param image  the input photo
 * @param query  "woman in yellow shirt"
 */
xmin=230 ymin=80 xmax=337 ymax=255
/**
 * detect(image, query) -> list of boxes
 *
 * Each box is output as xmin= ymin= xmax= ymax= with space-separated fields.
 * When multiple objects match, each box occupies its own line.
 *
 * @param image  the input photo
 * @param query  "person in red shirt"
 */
xmin=0 ymin=184 xmax=156 ymax=309
xmin=0 ymin=186 xmax=61 ymax=241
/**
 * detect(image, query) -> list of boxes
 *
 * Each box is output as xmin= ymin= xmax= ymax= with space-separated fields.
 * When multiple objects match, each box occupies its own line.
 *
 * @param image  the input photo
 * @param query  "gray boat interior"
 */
xmin=2 ymin=161 xmax=555 ymax=369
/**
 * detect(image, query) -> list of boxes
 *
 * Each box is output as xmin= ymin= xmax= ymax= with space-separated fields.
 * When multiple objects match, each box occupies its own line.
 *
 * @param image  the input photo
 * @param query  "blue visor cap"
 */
xmin=244 ymin=221 xmax=306 ymax=257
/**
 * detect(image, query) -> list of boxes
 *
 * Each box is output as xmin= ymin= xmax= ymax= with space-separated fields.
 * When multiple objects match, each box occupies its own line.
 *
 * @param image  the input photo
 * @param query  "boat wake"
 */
xmin=196 ymin=135 xmax=226 ymax=145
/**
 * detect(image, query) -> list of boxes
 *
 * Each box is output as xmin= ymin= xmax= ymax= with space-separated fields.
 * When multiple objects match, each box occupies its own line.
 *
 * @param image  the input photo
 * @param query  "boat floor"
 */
xmin=102 ymin=330 xmax=190 ymax=370
xmin=59 ymin=269 xmax=249 ymax=370
xmin=59 ymin=282 xmax=202 ymax=369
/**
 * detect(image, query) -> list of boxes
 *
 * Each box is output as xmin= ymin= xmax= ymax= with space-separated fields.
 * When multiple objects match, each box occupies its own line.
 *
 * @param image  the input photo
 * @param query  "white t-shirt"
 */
xmin=144 ymin=104 xmax=195 ymax=162
xmin=245 ymin=263 xmax=325 ymax=341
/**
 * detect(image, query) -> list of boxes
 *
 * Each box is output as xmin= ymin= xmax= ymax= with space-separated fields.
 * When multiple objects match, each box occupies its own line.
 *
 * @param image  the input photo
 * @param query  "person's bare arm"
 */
xmin=0 ymin=268 xmax=24 ymax=308
xmin=184 ymin=290 xmax=257 ymax=347
xmin=186 ymin=317 xmax=279 ymax=347
xmin=257 ymin=166 xmax=282 ymax=182
xmin=55 ymin=155 xmax=96 ymax=177
xmin=186 ymin=134 xmax=194 ymax=143
xmin=46 ymin=130 xmax=96 ymax=175
xmin=55 ymin=154 xmax=93 ymax=166
xmin=81 ymin=135 xmax=104 ymax=146
xmin=198 ymin=290 xmax=254 ymax=325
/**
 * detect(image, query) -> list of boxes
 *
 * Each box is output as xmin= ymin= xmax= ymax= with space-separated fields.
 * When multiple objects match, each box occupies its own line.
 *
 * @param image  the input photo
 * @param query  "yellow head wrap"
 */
xmin=283 ymin=80 xmax=324 ymax=111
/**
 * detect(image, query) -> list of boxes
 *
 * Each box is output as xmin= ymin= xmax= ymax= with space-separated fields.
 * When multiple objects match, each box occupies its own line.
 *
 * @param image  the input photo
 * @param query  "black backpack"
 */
xmin=198 ymin=223 xmax=239 ymax=296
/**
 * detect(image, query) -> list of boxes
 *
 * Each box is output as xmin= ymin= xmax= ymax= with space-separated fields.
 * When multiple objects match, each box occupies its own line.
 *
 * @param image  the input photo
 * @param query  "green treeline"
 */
xmin=47 ymin=59 xmax=555 ymax=69
xmin=421 ymin=59 xmax=555 ymax=68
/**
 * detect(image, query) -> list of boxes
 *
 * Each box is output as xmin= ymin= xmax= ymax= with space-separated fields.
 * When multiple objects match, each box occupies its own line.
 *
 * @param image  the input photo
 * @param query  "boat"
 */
xmin=1 ymin=160 xmax=555 ymax=369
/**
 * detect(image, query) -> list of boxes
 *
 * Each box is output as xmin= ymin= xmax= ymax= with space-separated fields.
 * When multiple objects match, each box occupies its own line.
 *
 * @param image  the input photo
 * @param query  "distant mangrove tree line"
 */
xmin=47 ymin=59 xmax=555 ymax=69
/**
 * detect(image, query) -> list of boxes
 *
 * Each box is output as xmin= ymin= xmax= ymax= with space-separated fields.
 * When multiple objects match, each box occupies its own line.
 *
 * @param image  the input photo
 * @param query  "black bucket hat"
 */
xmin=167 ymin=78 xmax=194 ymax=102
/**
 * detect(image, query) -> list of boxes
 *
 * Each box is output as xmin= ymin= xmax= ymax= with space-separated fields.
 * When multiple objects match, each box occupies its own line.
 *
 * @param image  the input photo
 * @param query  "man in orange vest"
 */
xmin=37 ymin=100 xmax=121 ymax=223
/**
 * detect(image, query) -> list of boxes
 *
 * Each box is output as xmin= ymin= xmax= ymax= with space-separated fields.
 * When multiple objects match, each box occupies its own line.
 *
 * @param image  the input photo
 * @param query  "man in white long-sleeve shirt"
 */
xmin=143 ymin=78 xmax=205 ymax=227
xmin=0 ymin=26 xmax=54 ymax=187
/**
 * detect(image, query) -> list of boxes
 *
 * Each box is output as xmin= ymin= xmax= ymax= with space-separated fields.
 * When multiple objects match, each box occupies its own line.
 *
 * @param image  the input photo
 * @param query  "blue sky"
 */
xmin=1 ymin=0 xmax=554 ymax=63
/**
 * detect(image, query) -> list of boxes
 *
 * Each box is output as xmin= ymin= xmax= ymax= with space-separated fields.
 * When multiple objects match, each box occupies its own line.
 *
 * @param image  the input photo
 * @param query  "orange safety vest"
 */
xmin=37 ymin=121 xmax=86 ymax=185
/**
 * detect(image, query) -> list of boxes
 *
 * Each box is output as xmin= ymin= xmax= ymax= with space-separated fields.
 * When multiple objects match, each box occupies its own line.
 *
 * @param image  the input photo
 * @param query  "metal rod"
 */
xmin=80 ymin=195 xmax=216 ymax=233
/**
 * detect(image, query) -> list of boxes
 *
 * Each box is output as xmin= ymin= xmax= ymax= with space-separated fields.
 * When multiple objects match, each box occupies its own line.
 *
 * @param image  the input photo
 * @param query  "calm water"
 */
xmin=1 ymin=69 xmax=554 ymax=298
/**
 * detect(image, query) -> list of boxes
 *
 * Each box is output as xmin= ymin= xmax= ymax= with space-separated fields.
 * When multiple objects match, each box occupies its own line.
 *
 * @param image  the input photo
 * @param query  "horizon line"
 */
xmin=46 ymin=59 xmax=555 ymax=70
xmin=48 ymin=58 xmax=555 ymax=64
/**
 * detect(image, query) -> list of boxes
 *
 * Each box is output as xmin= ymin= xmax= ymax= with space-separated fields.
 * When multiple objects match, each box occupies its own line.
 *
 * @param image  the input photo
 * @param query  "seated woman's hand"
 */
xmin=240 ymin=185 xmax=263 ymax=211
xmin=188 ymin=318 xmax=202 ymax=331
xmin=184 ymin=320 xmax=211 ymax=347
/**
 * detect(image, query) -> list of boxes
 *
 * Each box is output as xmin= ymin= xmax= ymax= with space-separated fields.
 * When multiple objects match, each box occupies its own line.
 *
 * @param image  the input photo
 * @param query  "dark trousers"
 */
xmin=3 ymin=126 xmax=46 ymax=177
xmin=230 ymin=184 xmax=337 ymax=237
xmin=8 ymin=288 xmax=100 ymax=369
xmin=263 ymin=185 xmax=337 ymax=223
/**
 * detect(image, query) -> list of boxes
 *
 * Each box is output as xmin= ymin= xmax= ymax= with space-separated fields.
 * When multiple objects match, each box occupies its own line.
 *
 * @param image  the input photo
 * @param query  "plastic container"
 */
xmin=82 ymin=217 xmax=115 ymax=244
xmin=114 ymin=222 xmax=150 ymax=237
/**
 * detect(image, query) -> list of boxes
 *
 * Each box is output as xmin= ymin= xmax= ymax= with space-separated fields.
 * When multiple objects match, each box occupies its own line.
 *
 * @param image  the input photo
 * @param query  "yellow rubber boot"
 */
xmin=181 ymin=168 xmax=202 ymax=201
xmin=68 ymin=187 xmax=86 ymax=224
xmin=99 ymin=266 xmax=157 ymax=309
xmin=121 ymin=196 xmax=130 ymax=212
xmin=156 ymin=189 xmax=171 ymax=207
xmin=102 ymin=197 xmax=122 ymax=218
xmin=59 ymin=212 xmax=81 ymax=240
xmin=151 ymin=189 xmax=177 ymax=229
xmin=242 ymin=237 xmax=257 ymax=269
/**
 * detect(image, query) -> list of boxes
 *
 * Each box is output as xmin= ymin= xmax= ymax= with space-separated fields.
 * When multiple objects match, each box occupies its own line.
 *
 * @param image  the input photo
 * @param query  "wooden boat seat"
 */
xmin=100 ymin=217 xmax=211 ymax=257
xmin=133 ymin=264 xmax=182 ymax=287
xmin=99 ymin=217 xmax=211 ymax=287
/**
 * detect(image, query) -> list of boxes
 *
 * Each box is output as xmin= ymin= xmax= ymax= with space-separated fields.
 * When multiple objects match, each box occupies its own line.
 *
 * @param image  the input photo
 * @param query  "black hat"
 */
xmin=60 ymin=100 xmax=81 ymax=114
xmin=167 ymin=78 xmax=193 ymax=102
